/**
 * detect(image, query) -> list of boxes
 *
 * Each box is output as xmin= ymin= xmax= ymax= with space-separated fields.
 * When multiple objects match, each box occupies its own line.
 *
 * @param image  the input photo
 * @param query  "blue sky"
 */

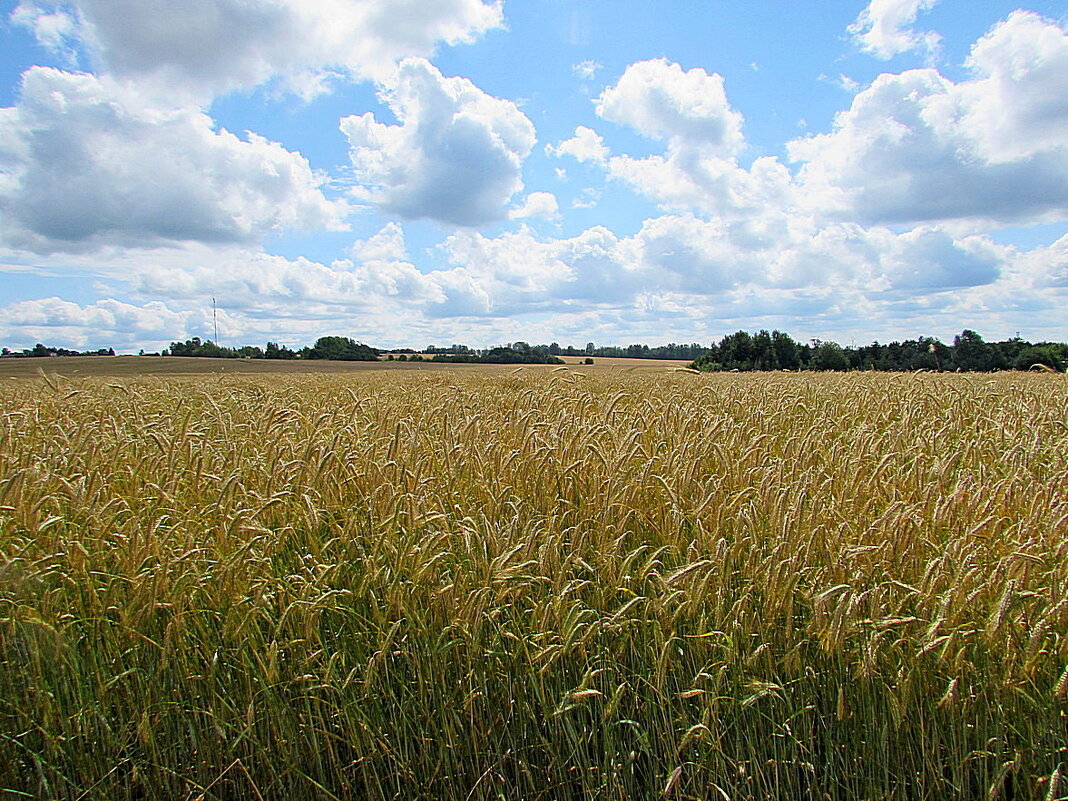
xmin=0 ymin=0 xmax=1066 ymax=352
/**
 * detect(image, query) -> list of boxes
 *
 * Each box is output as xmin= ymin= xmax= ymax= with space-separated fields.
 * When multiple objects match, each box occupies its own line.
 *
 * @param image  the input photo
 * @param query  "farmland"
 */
xmin=1 ymin=369 xmax=1066 ymax=800
xmin=0 ymin=354 xmax=689 ymax=379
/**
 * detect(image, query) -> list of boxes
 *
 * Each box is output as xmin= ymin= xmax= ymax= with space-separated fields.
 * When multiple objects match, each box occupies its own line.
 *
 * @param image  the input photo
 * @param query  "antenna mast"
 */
xmin=212 ymin=297 xmax=219 ymax=345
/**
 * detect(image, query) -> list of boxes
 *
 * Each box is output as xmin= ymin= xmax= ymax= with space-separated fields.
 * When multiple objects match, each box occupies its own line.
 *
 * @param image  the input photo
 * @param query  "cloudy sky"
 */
xmin=1 ymin=0 xmax=1066 ymax=352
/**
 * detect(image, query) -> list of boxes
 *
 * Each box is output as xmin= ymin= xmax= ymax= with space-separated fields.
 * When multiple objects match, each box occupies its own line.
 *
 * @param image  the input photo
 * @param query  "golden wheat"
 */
xmin=0 ymin=369 xmax=1065 ymax=800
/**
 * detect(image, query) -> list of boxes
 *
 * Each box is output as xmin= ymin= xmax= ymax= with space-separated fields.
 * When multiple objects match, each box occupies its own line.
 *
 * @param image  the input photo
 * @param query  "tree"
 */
xmin=952 ymin=329 xmax=997 ymax=371
xmin=265 ymin=342 xmax=297 ymax=360
xmin=1013 ymin=345 xmax=1063 ymax=372
xmin=719 ymin=331 xmax=755 ymax=370
xmin=771 ymin=330 xmax=800 ymax=369
xmin=303 ymin=336 xmax=378 ymax=361
xmin=751 ymin=330 xmax=778 ymax=370
xmin=810 ymin=340 xmax=849 ymax=371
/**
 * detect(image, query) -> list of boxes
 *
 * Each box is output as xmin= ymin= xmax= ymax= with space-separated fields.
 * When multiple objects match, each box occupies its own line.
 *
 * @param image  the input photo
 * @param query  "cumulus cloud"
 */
xmin=0 ymin=211 xmax=1027 ymax=349
xmin=595 ymin=59 xmax=744 ymax=154
xmin=509 ymin=192 xmax=560 ymax=221
xmin=589 ymin=13 xmax=1068 ymax=229
xmin=0 ymin=67 xmax=346 ymax=253
xmin=791 ymin=12 xmax=1068 ymax=228
xmin=870 ymin=228 xmax=1006 ymax=291
xmin=437 ymin=225 xmax=634 ymax=313
xmin=954 ymin=11 xmax=1068 ymax=162
xmin=547 ymin=126 xmax=609 ymax=164
xmin=582 ymin=58 xmax=805 ymax=219
xmin=606 ymin=153 xmax=795 ymax=218
xmin=849 ymin=0 xmax=942 ymax=60
xmin=4 ymin=4 xmax=1063 ymax=348
xmin=341 ymin=58 xmax=535 ymax=227
xmin=124 ymin=244 xmax=422 ymax=311
xmin=1015 ymin=233 xmax=1068 ymax=289
xmin=0 ymin=296 xmax=189 ymax=347
xmin=351 ymin=222 xmax=410 ymax=263
xmin=432 ymin=213 xmax=1008 ymax=316
xmin=12 ymin=0 xmax=504 ymax=100
xmin=345 ymin=223 xmax=446 ymax=302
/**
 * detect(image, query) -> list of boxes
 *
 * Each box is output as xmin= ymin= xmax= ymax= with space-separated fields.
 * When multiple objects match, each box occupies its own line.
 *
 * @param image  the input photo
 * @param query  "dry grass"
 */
xmin=0 ymin=369 xmax=1065 ymax=800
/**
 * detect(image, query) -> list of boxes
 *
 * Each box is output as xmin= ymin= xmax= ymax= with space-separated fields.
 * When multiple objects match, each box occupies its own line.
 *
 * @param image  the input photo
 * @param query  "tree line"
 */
xmin=1 ymin=344 xmax=115 ymax=358
xmin=5 ymin=329 xmax=1066 ymax=371
xmin=425 ymin=341 xmax=708 ymax=360
xmin=162 ymin=337 xmax=565 ymax=365
xmin=165 ymin=336 xmax=377 ymax=361
xmin=688 ymin=329 xmax=1066 ymax=372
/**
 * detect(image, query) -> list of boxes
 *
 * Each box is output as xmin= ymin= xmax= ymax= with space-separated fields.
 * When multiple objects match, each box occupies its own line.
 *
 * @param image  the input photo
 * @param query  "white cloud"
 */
xmin=819 ymin=73 xmax=862 ymax=93
xmin=509 ymin=192 xmax=560 ymax=221
xmin=0 ymin=213 xmax=1044 ymax=350
xmin=0 ymin=296 xmax=188 ymax=347
xmin=792 ymin=12 xmax=1068 ymax=227
xmin=10 ymin=3 xmax=79 ymax=64
xmin=595 ymin=58 xmax=744 ymax=155
xmin=547 ymin=126 xmax=609 ymax=165
xmin=341 ymin=58 xmax=536 ymax=227
xmin=572 ymin=188 xmax=600 ymax=209
xmin=432 ymin=213 xmax=1009 ymax=315
xmin=12 ymin=0 xmax=504 ymax=100
xmin=3 ymin=5 xmax=1065 ymax=349
xmin=873 ymin=227 xmax=1005 ymax=291
xmin=606 ymin=153 xmax=795 ymax=218
xmin=1015 ymin=233 xmax=1068 ymax=289
xmin=351 ymin=222 xmax=410 ymax=263
xmin=590 ymin=14 xmax=1068 ymax=230
xmin=125 ymin=244 xmax=427 ymax=311
xmin=954 ymin=11 xmax=1068 ymax=162
xmin=586 ymin=58 xmax=798 ymax=219
xmin=848 ymin=0 xmax=942 ymax=60
xmin=572 ymin=60 xmax=602 ymax=80
xmin=0 ymin=67 xmax=346 ymax=253
xmin=437 ymin=225 xmax=635 ymax=313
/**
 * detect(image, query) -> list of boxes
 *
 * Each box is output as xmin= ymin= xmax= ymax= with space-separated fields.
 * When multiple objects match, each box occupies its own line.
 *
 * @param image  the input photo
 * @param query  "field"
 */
xmin=0 ymin=355 xmax=688 ymax=379
xmin=0 ymin=368 xmax=1066 ymax=800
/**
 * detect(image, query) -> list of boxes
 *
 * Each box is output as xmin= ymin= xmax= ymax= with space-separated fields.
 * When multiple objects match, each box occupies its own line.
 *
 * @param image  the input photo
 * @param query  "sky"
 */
xmin=0 ymin=0 xmax=1066 ymax=353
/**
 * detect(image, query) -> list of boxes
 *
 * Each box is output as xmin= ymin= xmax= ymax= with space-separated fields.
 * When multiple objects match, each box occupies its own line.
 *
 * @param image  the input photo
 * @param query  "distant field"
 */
xmin=0 ymin=354 xmax=690 ymax=378
xmin=1 ymin=370 xmax=1065 ymax=800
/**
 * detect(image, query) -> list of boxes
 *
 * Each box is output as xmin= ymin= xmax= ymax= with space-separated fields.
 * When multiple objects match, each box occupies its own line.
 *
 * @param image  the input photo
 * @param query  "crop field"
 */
xmin=0 ymin=369 xmax=1066 ymax=800
xmin=0 ymin=355 xmax=688 ymax=380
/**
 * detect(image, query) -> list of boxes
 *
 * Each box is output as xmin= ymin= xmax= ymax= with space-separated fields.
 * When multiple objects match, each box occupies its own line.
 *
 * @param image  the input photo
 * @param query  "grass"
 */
xmin=0 ymin=369 xmax=1066 ymax=800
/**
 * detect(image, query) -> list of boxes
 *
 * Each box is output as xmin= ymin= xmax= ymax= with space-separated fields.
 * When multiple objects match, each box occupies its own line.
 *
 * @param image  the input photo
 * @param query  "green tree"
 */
xmin=771 ymin=330 xmax=800 ymax=369
xmin=952 ymin=330 xmax=997 ymax=371
xmin=719 ymin=331 xmax=755 ymax=370
xmin=303 ymin=336 xmax=378 ymax=361
xmin=1013 ymin=345 xmax=1063 ymax=372
xmin=810 ymin=340 xmax=849 ymax=371
xmin=265 ymin=342 xmax=297 ymax=360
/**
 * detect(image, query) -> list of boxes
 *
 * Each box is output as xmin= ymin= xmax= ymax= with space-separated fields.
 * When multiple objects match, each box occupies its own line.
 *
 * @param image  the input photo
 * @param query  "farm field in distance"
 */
xmin=0 ymin=355 xmax=690 ymax=380
xmin=0 ymin=368 xmax=1066 ymax=800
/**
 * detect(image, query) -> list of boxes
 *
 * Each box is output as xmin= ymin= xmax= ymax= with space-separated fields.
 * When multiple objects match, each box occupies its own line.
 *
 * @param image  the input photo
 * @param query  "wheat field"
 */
xmin=0 ymin=369 xmax=1066 ymax=800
